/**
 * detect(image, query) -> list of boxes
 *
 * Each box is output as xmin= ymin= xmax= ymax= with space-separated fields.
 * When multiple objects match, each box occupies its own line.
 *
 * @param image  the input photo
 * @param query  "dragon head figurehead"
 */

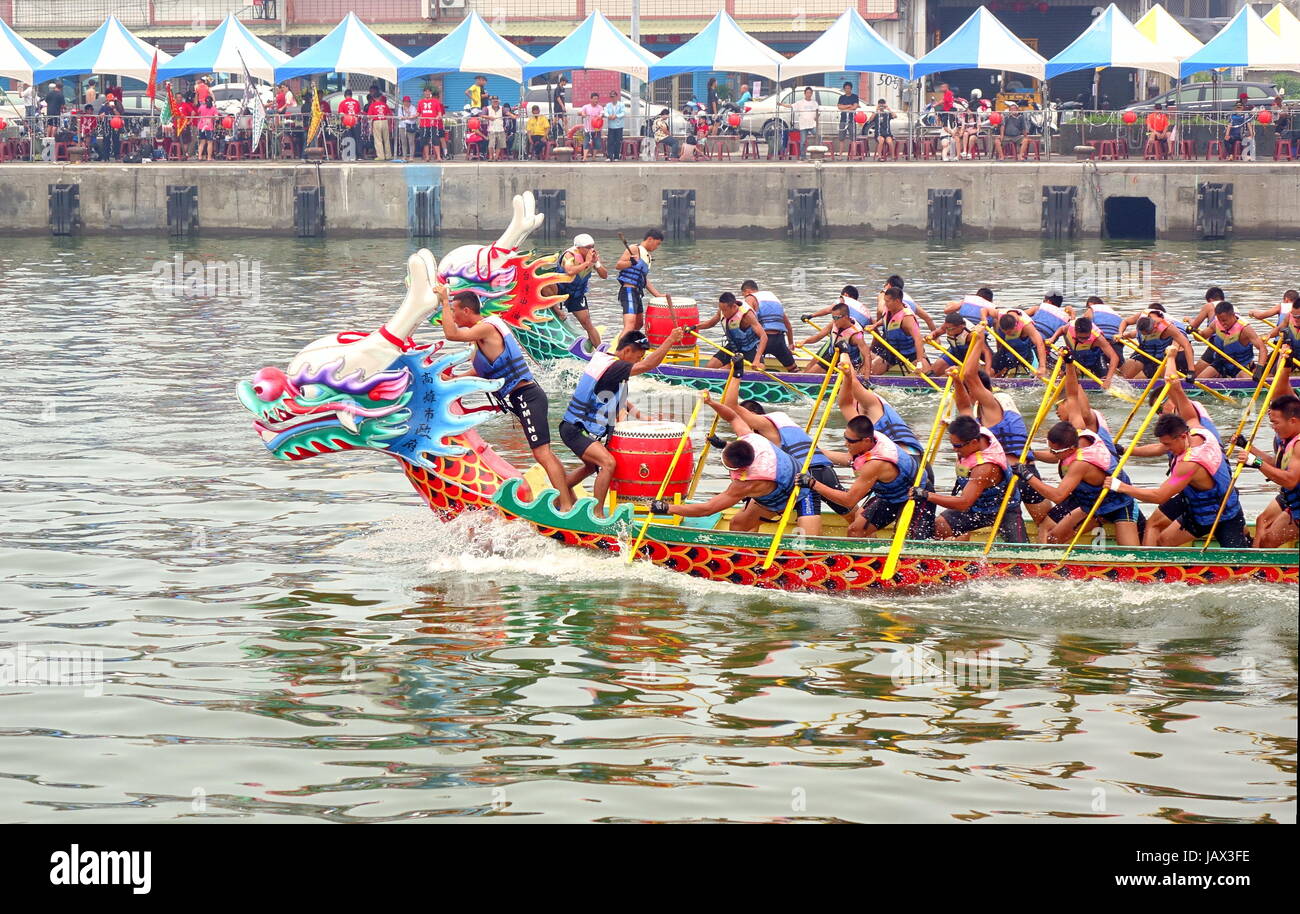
xmin=237 ymin=249 xmax=502 ymax=469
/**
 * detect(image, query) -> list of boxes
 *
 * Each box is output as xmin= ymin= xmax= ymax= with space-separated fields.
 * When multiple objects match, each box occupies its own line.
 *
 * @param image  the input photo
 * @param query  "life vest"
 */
xmin=842 ymin=296 xmax=873 ymax=326
xmin=724 ymin=304 xmax=761 ymax=354
xmin=1276 ymin=433 xmax=1300 ymax=519
xmin=851 ymin=430 xmax=916 ymax=503
xmin=730 ymin=433 xmax=796 ymax=512
xmin=617 ymin=246 xmax=651 ymax=289
xmin=1032 ymin=302 xmax=1071 ymax=338
xmin=957 ymin=295 xmax=994 ymax=327
xmin=875 ymin=395 xmax=923 ymax=456
xmin=953 ymin=426 xmax=1013 ymax=513
xmin=1066 ymin=325 xmax=1107 ymax=372
xmin=997 ymin=311 xmax=1038 ymax=365
xmin=1089 ymin=304 xmax=1122 ymax=339
xmin=834 ymin=320 xmax=867 ymax=368
xmin=1089 ymin=410 xmax=1118 ymax=457
xmin=883 ymin=309 xmax=916 ymax=360
xmin=1280 ymin=315 xmax=1300 ymax=352
xmin=471 ymin=316 xmax=533 ymax=395
xmin=1191 ymin=401 xmax=1221 ymax=445
xmin=986 ymin=400 xmax=1031 ymax=463
xmin=768 ymin=412 xmax=832 ymax=469
xmin=940 ymin=325 xmax=971 ymax=363
xmin=1062 ymin=433 xmax=1135 ymax=518
xmin=1209 ymin=319 xmax=1253 ymax=367
xmin=1174 ymin=431 xmax=1241 ymax=526
xmin=1138 ymin=316 xmax=1173 ymax=360
xmin=561 ymin=351 xmax=623 ymax=438
xmin=750 ymin=291 xmax=787 ymax=333
xmin=555 ymin=246 xmax=594 ymax=298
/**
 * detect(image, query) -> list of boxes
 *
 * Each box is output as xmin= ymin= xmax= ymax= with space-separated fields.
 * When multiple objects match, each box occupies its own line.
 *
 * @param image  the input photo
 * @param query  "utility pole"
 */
xmin=630 ymin=0 xmax=642 ymax=137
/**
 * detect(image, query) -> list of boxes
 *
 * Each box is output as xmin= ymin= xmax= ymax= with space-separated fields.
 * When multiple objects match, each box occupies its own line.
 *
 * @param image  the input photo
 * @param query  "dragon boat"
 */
xmin=236 ymin=195 xmax=1298 ymax=592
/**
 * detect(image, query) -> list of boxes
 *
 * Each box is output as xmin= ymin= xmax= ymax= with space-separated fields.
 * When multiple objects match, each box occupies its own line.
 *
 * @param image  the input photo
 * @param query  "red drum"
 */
xmin=645 ymin=296 xmax=698 ymax=350
xmin=608 ymin=420 xmax=695 ymax=501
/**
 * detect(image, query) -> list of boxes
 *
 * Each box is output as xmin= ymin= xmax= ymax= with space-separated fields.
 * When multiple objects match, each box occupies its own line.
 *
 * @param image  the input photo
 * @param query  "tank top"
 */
xmin=555 ymin=246 xmax=594 ymax=298
xmin=724 ymin=304 xmax=761 ymax=354
xmin=768 ymin=412 xmax=831 ymax=468
xmin=1277 ymin=433 xmax=1300 ymax=517
xmin=1062 ymin=434 xmax=1134 ymax=517
xmin=730 ymin=433 xmax=797 ymax=512
xmin=751 ymin=291 xmax=787 ymax=333
xmin=470 ymin=316 xmax=533 ymax=395
xmin=851 ymin=431 xmax=916 ymax=503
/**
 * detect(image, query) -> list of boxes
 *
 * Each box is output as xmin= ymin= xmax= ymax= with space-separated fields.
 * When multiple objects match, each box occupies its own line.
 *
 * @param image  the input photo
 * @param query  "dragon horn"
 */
xmin=383 ymin=252 xmax=442 ymax=339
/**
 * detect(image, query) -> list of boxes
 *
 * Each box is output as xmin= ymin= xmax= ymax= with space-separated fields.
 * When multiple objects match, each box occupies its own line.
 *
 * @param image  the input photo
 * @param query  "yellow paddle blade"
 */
xmin=882 ymin=502 xmax=917 ymax=580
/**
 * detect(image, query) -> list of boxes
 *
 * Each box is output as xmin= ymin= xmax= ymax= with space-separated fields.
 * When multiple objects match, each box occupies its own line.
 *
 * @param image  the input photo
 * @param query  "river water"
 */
xmin=1 ymin=234 xmax=1295 ymax=824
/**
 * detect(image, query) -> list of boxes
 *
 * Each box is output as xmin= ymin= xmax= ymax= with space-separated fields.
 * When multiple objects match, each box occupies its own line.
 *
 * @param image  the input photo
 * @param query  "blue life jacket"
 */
xmin=471 ymin=316 xmax=533 ymax=395
xmin=751 ymin=291 xmax=787 ymax=333
xmin=724 ymin=304 xmax=761 ymax=354
xmin=883 ymin=309 xmax=916 ymax=360
xmin=1091 ymin=414 xmax=1118 ymax=458
xmin=987 ymin=401 xmax=1030 ymax=463
xmin=1070 ymin=437 xmax=1135 ymax=518
xmin=1089 ymin=305 xmax=1122 ymax=340
xmin=1031 ymin=303 xmax=1070 ymax=338
xmin=842 ymin=297 xmax=872 ymax=326
xmin=952 ymin=434 xmax=1012 ymax=514
xmin=1277 ymin=434 xmax=1300 ymax=518
xmin=957 ymin=296 xmax=994 ymax=326
xmin=876 ymin=395 xmax=922 ymax=455
xmin=1178 ymin=433 xmax=1241 ymax=526
xmin=750 ymin=439 xmax=798 ymax=512
xmin=1280 ymin=319 xmax=1300 ymax=353
xmin=768 ymin=412 xmax=832 ymax=469
xmin=1192 ymin=403 xmax=1221 ymax=445
xmin=561 ymin=351 xmax=623 ymax=438
xmin=997 ymin=313 xmax=1038 ymax=366
xmin=555 ymin=246 xmax=594 ymax=299
xmin=1209 ymin=319 xmax=1254 ymax=367
xmin=617 ymin=249 xmax=650 ymax=289
xmin=1138 ymin=320 xmax=1173 ymax=360
xmin=865 ymin=443 xmax=917 ymax=503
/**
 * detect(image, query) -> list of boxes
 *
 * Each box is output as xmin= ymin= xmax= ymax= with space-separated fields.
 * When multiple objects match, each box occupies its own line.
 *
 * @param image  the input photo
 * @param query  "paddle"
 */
xmin=1116 ymin=336 xmax=1233 ymax=404
xmin=759 ymin=353 xmax=844 ymax=570
xmin=1222 ymin=338 xmax=1285 ymax=460
xmin=687 ymin=360 xmax=734 ymax=498
xmin=691 ymin=331 xmax=806 ymax=398
xmin=1059 ymin=383 xmax=1172 ymax=564
xmin=1113 ymin=353 xmax=1168 ymax=447
xmin=1199 ymin=347 xmax=1290 ymax=551
xmin=1191 ymin=330 xmax=1253 ymax=378
xmin=626 ymin=391 xmax=706 ymax=564
xmin=982 ymin=353 xmax=1066 ymax=555
xmin=1039 ymin=328 xmax=1138 ymax=404
xmin=882 ymin=375 xmax=955 ymax=582
xmin=801 ymin=344 xmax=839 ymax=433
xmin=984 ymin=324 xmax=1047 ymax=382
xmin=803 ymin=315 xmax=942 ymax=393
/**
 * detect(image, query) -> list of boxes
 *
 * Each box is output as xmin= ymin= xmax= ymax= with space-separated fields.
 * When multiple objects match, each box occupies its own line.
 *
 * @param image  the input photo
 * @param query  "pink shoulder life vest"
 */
xmin=729 ymin=433 xmax=778 ymax=484
xmin=852 ymin=431 xmax=901 ymax=471
xmin=957 ymin=426 xmax=1009 ymax=475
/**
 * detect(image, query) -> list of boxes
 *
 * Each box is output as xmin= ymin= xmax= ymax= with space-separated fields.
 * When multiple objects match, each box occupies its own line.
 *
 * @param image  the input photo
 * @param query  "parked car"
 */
xmin=517 ymin=87 xmax=690 ymax=136
xmin=739 ymin=85 xmax=911 ymax=141
xmin=1124 ymin=81 xmax=1282 ymax=112
xmin=209 ymin=82 xmax=275 ymax=116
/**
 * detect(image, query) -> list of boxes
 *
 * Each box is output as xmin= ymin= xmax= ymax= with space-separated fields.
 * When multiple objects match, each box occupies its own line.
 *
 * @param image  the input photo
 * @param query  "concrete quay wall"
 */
xmin=0 ymin=161 xmax=1295 ymax=240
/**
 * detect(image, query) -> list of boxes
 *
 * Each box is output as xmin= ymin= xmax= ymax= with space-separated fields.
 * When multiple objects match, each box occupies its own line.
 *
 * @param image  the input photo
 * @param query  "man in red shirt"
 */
xmin=337 ymin=89 xmax=361 ymax=154
xmin=177 ymin=91 xmax=197 ymax=157
xmin=367 ymin=93 xmax=392 ymax=160
xmin=939 ymin=82 xmax=956 ymax=128
xmin=416 ymin=86 xmax=444 ymax=162
xmin=194 ymin=77 xmax=211 ymax=106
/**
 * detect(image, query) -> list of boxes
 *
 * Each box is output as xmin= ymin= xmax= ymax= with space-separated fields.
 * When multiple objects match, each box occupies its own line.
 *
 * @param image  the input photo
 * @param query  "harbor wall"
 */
xmin=1 ymin=161 xmax=1295 ymax=240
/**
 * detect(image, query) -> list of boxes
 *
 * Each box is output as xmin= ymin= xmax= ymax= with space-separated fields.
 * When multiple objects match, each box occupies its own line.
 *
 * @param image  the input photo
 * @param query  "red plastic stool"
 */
xmin=1274 ymin=138 xmax=1295 ymax=161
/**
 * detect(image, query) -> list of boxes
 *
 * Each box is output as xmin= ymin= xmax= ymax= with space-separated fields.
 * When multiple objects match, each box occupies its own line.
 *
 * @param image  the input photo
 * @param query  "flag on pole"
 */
xmin=160 ymin=84 xmax=173 ymax=129
xmin=165 ymin=83 xmax=187 ymax=135
xmin=305 ymin=85 xmax=324 ymax=148
xmin=237 ymin=50 xmax=267 ymax=154
xmin=146 ymin=51 xmax=158 ymax=103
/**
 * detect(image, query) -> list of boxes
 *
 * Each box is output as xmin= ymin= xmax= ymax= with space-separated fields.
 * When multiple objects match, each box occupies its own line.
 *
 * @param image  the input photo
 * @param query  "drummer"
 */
xmin=740 ymin=279 xmax=798 ymax=371
xmin=440 ymin=289 xmax=575 ymax=511
xmin=559 ymin=327 xmax=683 ymax=518
xmin=546 ymin=232 xmax=607 ymax=350
xmin=614 ymin=229 xmax=665 ymax=337
xmin=690 ymin=292 xmax=768 ymax=370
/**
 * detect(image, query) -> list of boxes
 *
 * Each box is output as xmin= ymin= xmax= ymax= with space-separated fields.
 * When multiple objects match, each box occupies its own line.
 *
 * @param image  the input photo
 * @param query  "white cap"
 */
xmin=574 ymin=233 xmax=595 ymax=247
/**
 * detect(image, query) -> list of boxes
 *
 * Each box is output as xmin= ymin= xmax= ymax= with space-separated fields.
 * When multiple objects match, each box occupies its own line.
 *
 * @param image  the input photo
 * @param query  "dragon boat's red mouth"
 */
xmin=253 ymin=404 xmax=358 ymax=440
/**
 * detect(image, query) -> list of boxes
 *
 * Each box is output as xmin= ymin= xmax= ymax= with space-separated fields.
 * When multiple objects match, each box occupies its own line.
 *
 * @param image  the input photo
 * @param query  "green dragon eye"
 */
xmin=299 ymin=383 xmax=329 ymax=401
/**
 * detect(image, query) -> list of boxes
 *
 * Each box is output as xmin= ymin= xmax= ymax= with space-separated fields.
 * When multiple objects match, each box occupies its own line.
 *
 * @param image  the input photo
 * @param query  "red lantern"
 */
xmin=1121 ymin=110 xmax=1137 ymax=124
xmin=989 ymin=111 xmax=1003 ymax=126
xmin=727 ymin=113 xmax=741 ymax=127
xmin=0 ymin=118 xmax=7 ymax=130
xmin=467 ymin=116 xmax=481 ymax=131
xmin=221 ymin=116 xmax=234 ymax=130
xmin=854 ymin=110 xmax=867 ymax=124
xmin=110 ymin=115 xmax=123 ymax=129
xmin=342 ymin=113 xmax=356 ymax=127
xmin=1258 ymin=109 xmax=1273 ymax=125
xmin=592 ymin=116 xmax=604 ymax=130
xmin=1038 ymin=1 xmax=1049 ymax=11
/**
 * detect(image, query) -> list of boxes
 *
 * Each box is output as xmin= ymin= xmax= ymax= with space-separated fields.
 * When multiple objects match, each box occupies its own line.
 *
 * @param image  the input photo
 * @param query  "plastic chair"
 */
xmin=1095 ymin=140 xmax=1119 ymax=160
xmin=1142 ymin=139 xmax=1166 ymax=160
xmin=224 ymin=141 xmax=245 ymax=160
xmin=1274 ymin=138 xmax=1295 ymax=161
xmin=740 ymin=138 xmax=760 ymax=160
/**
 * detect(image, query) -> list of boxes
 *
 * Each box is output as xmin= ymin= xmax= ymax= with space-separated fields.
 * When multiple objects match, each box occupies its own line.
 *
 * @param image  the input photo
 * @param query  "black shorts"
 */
xmin=870 ymin=340 xmax=914 ymax=369
xmin=1208 ymin=354 xmax=1252 ymax=378
xmin=800 ymin=462 xmax=851 ymax=516
xmin=497 ymin=381 xmax=551 ymax=449
xmin=861 ymin=494 xmax=907 ymax=531
xmin=563 ymin=292 xmax=588 ymax=313
xmin=1136 ymin=349 xmax=1190 ymax=377
xmin=763 ymin=331 xmax=798 ymax=370
xmin=1015 ymin=461 xmax=1046 ymax=505
xmin=1048 ymin=496 xmax=1080 ymax=523
xmin=559 ymin=420 xmax=605 ymax=461
xmin=618 ymin=285 xmax=643 ymax=316
xmin=1159 ymin=497 xmax=1249 ymax=545
xmin=940 ymin=508 xmax=1001 ymax=536
xmin=993 ymin=346 xmax=1033 ymax=376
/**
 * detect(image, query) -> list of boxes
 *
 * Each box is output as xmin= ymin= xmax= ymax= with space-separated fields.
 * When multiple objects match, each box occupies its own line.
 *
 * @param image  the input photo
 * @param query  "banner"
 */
xmin=305 ymin=86 xmax=324 ymax=149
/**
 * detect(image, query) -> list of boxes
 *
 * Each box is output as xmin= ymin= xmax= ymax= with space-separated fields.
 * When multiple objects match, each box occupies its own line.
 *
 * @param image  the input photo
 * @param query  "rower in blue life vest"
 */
xmin=558 ymin=326 xmax=683 ymax=517
xmin=1117 ymin=303 xmax=1195 ymax=379
xmin=990 ymin=307 xmax=1049 ymax=378
xmin=741 ymin=279 xmax=798 ymax=371
xmin=913 ymin=413 xmax=1015 ymax=541
xmin=1193 ymin=301 xmax=1267 ymax=380
xmin=800 ymin=413 xmax=918 ymax=538
xmin=545 ymin=232 xmax=607 ymax=350
xmin=1185 ymin=285 xmax=1227 ymax=336
xmin=924 ymin=312 xmax=985 ymax=376
xmin=441 ymin=289 xmax=575 ymax=511
xmin=867 ymin=286 xmax=930 ymax=376
xmin=943 ymin=287 xmax=997 ymax=328
xmin=692 ymin=291 xmax=769 ymax=369
xmin=1235 ymin=389 xmax=1300 ymax=548
xmin=1083 ymin=296 xmax=1123 ymax=341
xmin=802 ymin=285 xmax=872 ymax=369
xmin=1262 ymin=293 xmax=1300 ymax=356
xmin=1023 ymin=292 xmax=1074 ymax=340
xmin=1047 ymin=315 xmax=1120 ymax=386
xmin=799 ymin=301 xmax=874 ymax=374
xmin=879 ymin=275 xmax=938 ymax=333
xmin=613 ymin=229 xmax=665 ymax=337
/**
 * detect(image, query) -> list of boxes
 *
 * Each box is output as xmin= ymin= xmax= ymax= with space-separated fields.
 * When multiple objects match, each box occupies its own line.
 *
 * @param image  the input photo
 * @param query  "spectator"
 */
xmin=103 ymin=91 xmax=125 ymax=161
xmin=45 ymin=81 xmax=65 ymax=138
xmin=999 ymin=100 xmax=1029 ymax=160
xmin=195 ymin=76 xmax=211 ymax=106
xmin=604 ymin=90 xmax=626 ymax=161
xmin=837 ymin=80 xmax=860 ymax=143
xmin=785 ymin=86 xmax=819 ymax=159
xmin=416 ymin=87 xmax=444 ymax=162
xmin=466 ymin=75 xmax=488 ymax=111
xmin=870 ymin=98 xmax=896 ymax=159
xmin=1224 ymin=100 xmax=1248 ymax=159
xmin=178 ymin=90 xmax=196 ymax=156
xmin=464 ymin=114 xmax=487 ymax=160
xmin=1275 ymin=97 xmax=1299 ymax=149
xmin=939 ymin=116 xmax=960 ymax=161
xmin=502 ymin=103 xmax=518 ymax=157
xmin=398 ymin=95 xmax=417 ymax=160
xmin=680 ymin=131 xmax=706 ymax=161
xmin=484 ymin=96 xmax=506 ymax=161
xmin=83 ymin=78 xmax=97 ymax=107
xmin=580 ymin=92 xmax=604 ymax=161
xmin=338 ymin=89 xmax=361 ymax=155
xmin=939 ymin=82 xmax=956 ymax=127
xmin=706 ymin=77 xmax=720 ymax=126
xmin=196 ymin=95 xmax=216 ymax=161
xmin=21 ymin=82 xmax=36 ymax=118
xmin=1145 ymin=103 xmax=1171 ymax=158
xmin=551 ymin=76 xmax=568 ymax=138
xmin=958 ymin=92 xmax=983 ymax=158
xmin=652 ymin=108 xmax=678 ymax=159
xmin=736 ymin=82 xmax=752 ymax=109
xmin=1166 ymin=100 xmax=1182 ymax=158
xmin=525 ymin=105 xmax=549 ymax=159
xmin=368 ymin=91 xmax=392 ymax=160
xmin=282 ymin=83 xmax=297 ymax=112
xmin=77 ymin=104 xmax=97 ymax=157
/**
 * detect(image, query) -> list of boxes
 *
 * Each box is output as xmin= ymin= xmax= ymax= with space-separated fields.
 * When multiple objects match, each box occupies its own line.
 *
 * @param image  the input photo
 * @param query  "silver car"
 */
xmin=740 ymin=85 xmax=911 ymax=141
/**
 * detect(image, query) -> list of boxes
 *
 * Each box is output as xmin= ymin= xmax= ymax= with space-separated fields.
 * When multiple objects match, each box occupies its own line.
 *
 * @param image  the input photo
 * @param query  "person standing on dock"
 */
xmin=614 ymin=229 xmax=665 ymax=337
xmin=368 ymin=92 xmax=393 ymax=161
xmin=440 ymin=289 xmax=575 ymax=513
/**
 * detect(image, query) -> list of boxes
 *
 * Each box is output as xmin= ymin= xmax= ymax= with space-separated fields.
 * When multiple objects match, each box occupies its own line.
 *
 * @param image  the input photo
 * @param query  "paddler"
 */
xmin=877 ymin=275 xmax=938 ymax=332
xmin=943 ymin=287 xmax=997 ymax=328
xmin=559 ymin=327 xmax=683 ymax=518
xmin=546 ymin=232 xmax=607 ymax=350
xmin=1023 ymin=292 xmax=1074 ymax=340
xmin=1193 ymin=301 xmax=1267 ymax=380
xmin=440 ymin=290 xmax=575 ymax=511
xmin=799 ymin=302 xmax=873 ymax=374
xmin=1185 ymin=285 xmax=1227 ymax=335
xmin=614 ymin=229 xmax=665 ymax=337
xmin=1117 ymin=304 xmax=1195 ymax=379
xmin=866 ymin=286 xmax=930 ymax=376
xmin=990 ymin=307 xmax=1049 ymax=379
xmin=797 ymin=414 xmax=919 ymax=538
xmin=1082 ymin=296 xmax=1123 ymax=342
xmin=1262 ymin=294 xmax=1300 ymax=353
xmin=912 ymin=413 xmax=1015 ymax=541
xmin=803 ymin=285 xmax=873 ymax=339
xmin=1104 ymin=411 xmax=1250 ymax=548
xmin=924 ymin=312 xmax=982 ymax=376
xmin=691 ymin=292 xmax=768 ymax=370
xmin=648 ymin=392 xmax=804 ymax=534
xmin=1235 ymin=392 xmax=1300 ymax=548
xmin=1047 ymin=315 xmax=1119 ymax=387
xmin=740 ymin=279 xmax=798 ymax=371
xmin=1249 ymin=289 xmax=1299 ymax=327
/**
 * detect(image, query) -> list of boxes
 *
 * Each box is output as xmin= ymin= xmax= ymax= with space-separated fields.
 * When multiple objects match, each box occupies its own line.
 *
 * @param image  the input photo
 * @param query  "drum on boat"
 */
xmin=645 ymin=296 xmax=698 ymax=351
xmin=608 ymin=420 xmax=695 ymax=500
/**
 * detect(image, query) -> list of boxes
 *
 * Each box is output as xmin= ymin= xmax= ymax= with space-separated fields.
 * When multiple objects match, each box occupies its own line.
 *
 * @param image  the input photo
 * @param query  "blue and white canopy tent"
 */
xmin=783 ymin=7 xmax=915 ymax=80
xmin=1046 ymin=4 xmax=1180 ymax=80
xmin=33 ymin=15 xmax=172 ymax=83
xmin=647 ymin=10 xmax=786 ymax=83
xmin=155 ymin=13 xmax=290 ymax=83
xmin=397 ymin=10 xmax=533 ymax=84
xmin=1179 ymin=4 xmax=1300 ymax=78
xmin=522 ymin=11 xmax=660 ymax=82
xmin=0 ymin=17 xmax=53 ymax=83
xmin=913 ymin=6 xmax=1046 ymax=82
xmin=275 ymin=12 xmax=410 ymax=85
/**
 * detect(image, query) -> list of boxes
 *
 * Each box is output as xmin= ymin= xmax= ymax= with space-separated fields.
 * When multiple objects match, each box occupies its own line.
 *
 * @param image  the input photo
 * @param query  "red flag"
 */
xmin=167 ymin=83 xmax=188 ymax=135
xmin=146 ymin=51 xmax=158 ymax=103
